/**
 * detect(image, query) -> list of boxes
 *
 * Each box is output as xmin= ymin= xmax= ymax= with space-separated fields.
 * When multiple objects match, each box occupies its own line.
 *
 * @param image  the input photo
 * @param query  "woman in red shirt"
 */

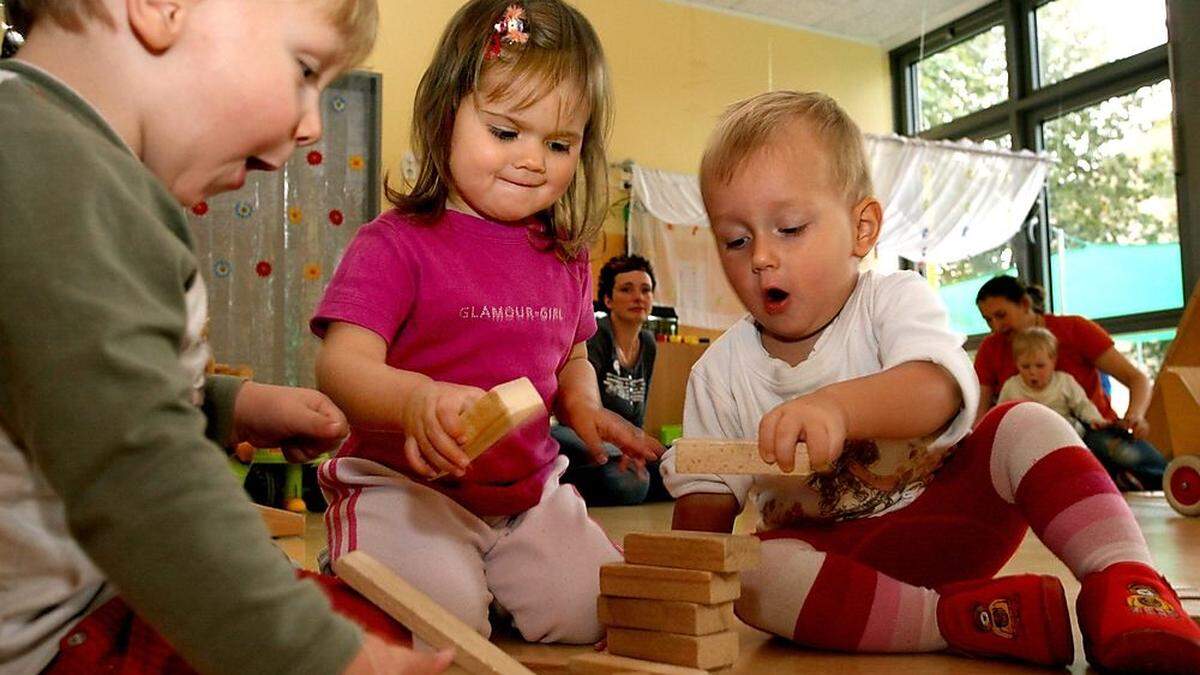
xmin=974 ymin=276 xmax=1167 ymax=490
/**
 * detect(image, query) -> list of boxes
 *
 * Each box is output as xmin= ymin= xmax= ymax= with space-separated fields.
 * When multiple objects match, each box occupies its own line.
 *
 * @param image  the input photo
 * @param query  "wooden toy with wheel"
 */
xmin=1160 ymin=367 xmax=1200 ymax=516
xmin=1149 ymin=280 xmax=1200 ymax=516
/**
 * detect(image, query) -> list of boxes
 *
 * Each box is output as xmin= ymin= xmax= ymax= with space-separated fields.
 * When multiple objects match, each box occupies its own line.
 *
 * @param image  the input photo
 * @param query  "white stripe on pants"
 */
xmin=320 ymin=455 xmax=620 ymax=644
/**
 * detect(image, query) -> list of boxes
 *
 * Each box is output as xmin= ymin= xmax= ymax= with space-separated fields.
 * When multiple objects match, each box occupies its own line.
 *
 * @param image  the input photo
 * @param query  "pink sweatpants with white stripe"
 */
xmin=739 ymin=401 xmax=1153 ymax=652
xmin=319 ymin=455 xmax=621 ymax=645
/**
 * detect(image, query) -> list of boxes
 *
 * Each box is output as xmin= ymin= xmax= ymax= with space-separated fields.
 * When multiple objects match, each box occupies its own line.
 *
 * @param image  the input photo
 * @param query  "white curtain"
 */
xmin=866 ymin=134 xmax=1051 ymax=264
xmin=628 ymin=135 xmax=1051 ymax=330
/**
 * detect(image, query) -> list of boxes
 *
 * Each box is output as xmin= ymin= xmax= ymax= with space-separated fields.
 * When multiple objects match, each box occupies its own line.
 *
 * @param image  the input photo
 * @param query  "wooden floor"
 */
xmin=300 ymin=493 xmax=1200 ymax=674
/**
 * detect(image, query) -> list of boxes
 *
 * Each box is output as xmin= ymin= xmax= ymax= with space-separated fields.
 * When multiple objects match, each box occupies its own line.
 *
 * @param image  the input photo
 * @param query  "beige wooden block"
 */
xmin=673 ymin=438 xmax=810 ymax=475
xmin=333 ymin=551 xmax=533 ymax=675
xmin=598 ymin=596 xmax=735 ymax=635
xmin=623 ymin=531 xmax=760 ymax=572
xmin=599 ymin=563 xmax=739 ymax=604
xmin=460 ymin=377 xmax=545 ymax=462
xmin=255 ymin=503 xmax=305 ymax=538
xmin=567 ymin=651 xmax=708 ymax=675
xmin=607 ymin=628 xmax=738 ymax=670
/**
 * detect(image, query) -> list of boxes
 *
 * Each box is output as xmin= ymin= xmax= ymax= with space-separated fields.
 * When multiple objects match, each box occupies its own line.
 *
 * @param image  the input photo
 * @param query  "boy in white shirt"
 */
xmin=997 ymin=327 xmax=1106 ymax=435
xmin=661 ymin=90 xmax=1199 ymax=672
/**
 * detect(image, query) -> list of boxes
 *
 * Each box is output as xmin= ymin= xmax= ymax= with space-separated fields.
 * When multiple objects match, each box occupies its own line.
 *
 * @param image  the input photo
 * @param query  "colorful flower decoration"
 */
xmin=332 ymin=96 xmax=347 ymax=112
xmin=348 ymin=155 xmax=365 ymax=171
xmin=486 ymin=5 xmax=528 ymax=59
xmin=191 ymin=201 xmax=208 ymax=216
xmin=328 ymin=209 xmax=344 ymax=226
xmin=235 ymin=201 xmax=254 ymax=219
xmin=255 ymin=261 xmax=273 ymax=278
xmin=303 ymin=263 xmax=322 ymax=281
xmin=307 ymin=151 xmax=323 ymax=166
xmin=288 ymin=206 xmax=304 ymax=224
xmin=213 ymin=259 xmax=232 ymax=278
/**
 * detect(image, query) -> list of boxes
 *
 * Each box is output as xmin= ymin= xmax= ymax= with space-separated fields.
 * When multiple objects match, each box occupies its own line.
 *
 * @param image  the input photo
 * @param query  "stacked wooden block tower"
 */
xmin=571 ymin=531 xmax=760 ymax=674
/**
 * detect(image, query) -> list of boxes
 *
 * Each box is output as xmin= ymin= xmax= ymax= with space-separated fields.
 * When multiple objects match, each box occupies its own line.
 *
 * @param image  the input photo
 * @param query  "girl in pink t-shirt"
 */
xmin=310 ymin=0 xmax=660 ymax=645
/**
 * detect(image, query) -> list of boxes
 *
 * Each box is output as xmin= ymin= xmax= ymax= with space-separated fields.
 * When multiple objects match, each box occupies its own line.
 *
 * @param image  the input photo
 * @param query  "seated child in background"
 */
xmin=997 ymin=327 xmax=1106 ymax=435
xmin=661 ymin=90 xmax=1200 ymax=672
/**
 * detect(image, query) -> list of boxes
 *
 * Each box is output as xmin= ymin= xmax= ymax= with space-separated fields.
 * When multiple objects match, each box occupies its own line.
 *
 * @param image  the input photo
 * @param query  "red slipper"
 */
xmin=1077 ymin=561 xmax=1200 ymax=673
xmin=937 ymin=574 xmax=1074 ymax=666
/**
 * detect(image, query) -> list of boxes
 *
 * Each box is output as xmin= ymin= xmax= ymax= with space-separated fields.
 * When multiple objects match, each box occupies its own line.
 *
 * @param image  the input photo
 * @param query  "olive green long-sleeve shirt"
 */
xmin=0 ymin=59 xmax=360 ymax=675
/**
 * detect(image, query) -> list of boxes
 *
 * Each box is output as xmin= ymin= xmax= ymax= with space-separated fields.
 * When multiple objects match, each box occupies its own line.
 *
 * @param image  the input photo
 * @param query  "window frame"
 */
xmin=889 ymin=0 xmax=1196 ymax=344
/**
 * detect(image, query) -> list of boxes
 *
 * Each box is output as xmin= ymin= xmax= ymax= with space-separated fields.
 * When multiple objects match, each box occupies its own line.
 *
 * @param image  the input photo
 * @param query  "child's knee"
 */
xmin=510 ymin=583 xmax=604 ymax=644
xmin=734 ymin=538 xmax=822 ymax=640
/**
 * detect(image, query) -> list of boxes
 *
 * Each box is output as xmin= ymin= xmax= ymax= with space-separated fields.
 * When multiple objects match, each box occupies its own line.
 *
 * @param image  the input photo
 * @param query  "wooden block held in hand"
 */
xmin=673 ymin=438 xmax=810 ymax=475
xmin=598 ymin=596 xmax=735 ymax=635
xmin=567 ymin=651 xmax=708 ymax=675
xmin=607 ymin=628 xmax=738 ymax=670
xmin=600 ymin=563 xmax=739 ymax=604
xmin=623 ymin=531 xmax=760 ymax=572
xmin=254 ymin=504 xmax=305 ymax=538
xmin=333 ymin=550 xmax=534 ymax=675
xmin=460 ymin=377 xmax=545 ymax=462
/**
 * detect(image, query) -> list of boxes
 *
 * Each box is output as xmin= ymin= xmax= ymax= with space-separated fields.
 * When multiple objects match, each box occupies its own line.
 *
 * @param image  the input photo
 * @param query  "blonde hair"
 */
xmin=700 ymin=90 xmax=873 ymax=205
xmin=8 ymin=1 xmax=378 ymax=67
xmin=386 ymin=0 xmax=612 ymax=259
xmin=1012 ymin=327 xmax=1058 ymax=360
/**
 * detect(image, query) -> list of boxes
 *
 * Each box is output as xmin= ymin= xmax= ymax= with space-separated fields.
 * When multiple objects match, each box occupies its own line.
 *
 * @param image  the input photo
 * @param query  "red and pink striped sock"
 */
xmin=738 ymin=539 xmax=945 ymax=653
xmin=990 ymin=402 xmax=1153 ymax=577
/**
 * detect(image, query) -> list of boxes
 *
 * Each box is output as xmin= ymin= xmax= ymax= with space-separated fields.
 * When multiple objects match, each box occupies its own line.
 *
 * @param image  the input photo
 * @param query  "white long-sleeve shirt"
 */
xmin=997 ymin=371 xmax=1103 ymax=435
xmin=661 ymin=270 xmax=979 ymax=528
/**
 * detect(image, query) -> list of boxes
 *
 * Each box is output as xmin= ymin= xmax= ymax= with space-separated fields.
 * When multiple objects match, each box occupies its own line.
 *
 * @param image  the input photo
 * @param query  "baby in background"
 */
xmin=996 ymin=327 xmax=1107 ymax=435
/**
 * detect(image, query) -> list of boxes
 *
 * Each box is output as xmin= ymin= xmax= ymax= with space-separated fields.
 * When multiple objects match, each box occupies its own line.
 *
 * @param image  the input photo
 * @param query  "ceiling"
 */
xmin=670 ymin=0 xmax=995 ymax=49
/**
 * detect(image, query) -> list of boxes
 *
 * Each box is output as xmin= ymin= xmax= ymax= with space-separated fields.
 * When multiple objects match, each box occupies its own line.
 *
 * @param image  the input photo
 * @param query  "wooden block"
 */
xmin=1160 ymin=367 xmax=1200 ymax=455
xmin=606 ymin=628 xmax=738 ymax=670
xmin=460 ymin=377 xmax=545 ymax=462
xmin=567 ymin=651 xmax=707 ymax=675
xmin=333 ymin=550 xmax=534 ymax=675
xmin=673 ymin=438 xmax=810 ymax=475
xmin=598 ymin=596 xmax=735 ymax=635
xmin=272 ymin=535 xmax=306 ymax=566
xmin=623 ymin=531 xmax=760 ymax=572
xmin=599 ymin=563 xmax=739 ymax=604
xmin=255 ymin=504 xmax=305 ymax=538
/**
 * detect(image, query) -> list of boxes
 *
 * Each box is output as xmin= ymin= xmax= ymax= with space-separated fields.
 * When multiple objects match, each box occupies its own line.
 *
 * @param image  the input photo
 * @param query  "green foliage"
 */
xmin=914 ymin=16 xmax=1175 ymax=286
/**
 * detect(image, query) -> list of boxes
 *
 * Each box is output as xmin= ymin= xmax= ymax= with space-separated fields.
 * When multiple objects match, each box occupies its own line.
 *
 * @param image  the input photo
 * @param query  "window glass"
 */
xmin=1041 ymin=80 xmax=1181 ymax=318
xmin=1036 ymin=0 xmax=1167 ymax=87
xmin=916 ymin=25 xmax=1009 ymax=131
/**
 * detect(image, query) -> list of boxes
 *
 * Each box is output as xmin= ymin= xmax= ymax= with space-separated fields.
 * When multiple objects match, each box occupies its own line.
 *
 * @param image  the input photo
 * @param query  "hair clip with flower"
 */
xmin=486 ymin=4 xmax=529 ymax=60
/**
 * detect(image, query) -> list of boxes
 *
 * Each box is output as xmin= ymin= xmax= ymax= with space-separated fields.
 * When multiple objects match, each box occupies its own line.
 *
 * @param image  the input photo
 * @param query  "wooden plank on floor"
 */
xmin=598 ymin=596 xmax=735 ymax=636
xmin=567 ymin=651 xmax=708 ymax=675
xmin=606 ymin=628 xmax=738 ymax=670
xmin=333 ymin=550 xmax=534 ymax=675
xmin=600 ymin=564 xmax=739 ymax=604
xmin=673 ymin=438 xmax=809 ymax=476
xmin=623 ymin=531 xmax=760 ymax=572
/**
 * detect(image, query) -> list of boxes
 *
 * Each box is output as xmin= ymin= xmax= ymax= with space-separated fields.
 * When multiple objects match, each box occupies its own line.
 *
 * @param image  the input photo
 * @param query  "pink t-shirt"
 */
xmin=311 ymin=209 xmax=596 ymax=516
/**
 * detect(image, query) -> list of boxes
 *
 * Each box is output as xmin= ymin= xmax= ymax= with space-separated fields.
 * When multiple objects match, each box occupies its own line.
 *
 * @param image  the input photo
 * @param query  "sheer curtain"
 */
xmin=627 ymin=135 xmax=1051 ymax=330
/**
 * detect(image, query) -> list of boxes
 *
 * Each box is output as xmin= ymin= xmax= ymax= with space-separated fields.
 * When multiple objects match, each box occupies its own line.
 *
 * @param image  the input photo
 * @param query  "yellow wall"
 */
xmin=362 ymin=0 xmax=890 ymax=188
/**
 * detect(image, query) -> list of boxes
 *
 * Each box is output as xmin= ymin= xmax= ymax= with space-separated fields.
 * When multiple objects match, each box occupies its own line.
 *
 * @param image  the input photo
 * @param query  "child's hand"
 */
xmin=343 ymin=633 xmax=453 ymax=674
xmin=233 ymin=381 xmax=349 ymax=462
xmin=758 ymin=393 xmax=848 ymax=473
xmin=561 ymin=405 xmax=663 ymax=472
xmin=401 ymin=380 xmax=486 ymax=479
xmin=1118 ymin=414 xmax=1150 ymax=440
